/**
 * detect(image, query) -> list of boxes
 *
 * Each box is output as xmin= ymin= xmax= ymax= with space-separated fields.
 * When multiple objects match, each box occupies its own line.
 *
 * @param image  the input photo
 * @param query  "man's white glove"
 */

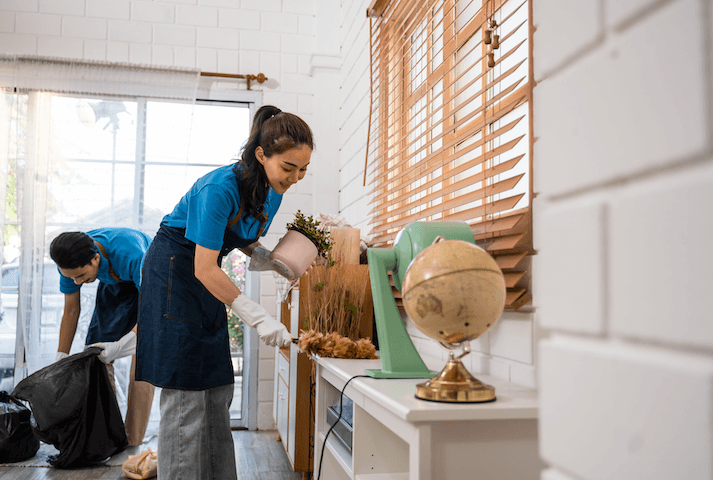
xmin=55 ymin=351 xmax=69 ymax=362
xmin=247 ymin=245 xmax=274 ymax=272
xmin=231 ymin=294 xmax=292 ymax=347
xmin=90 ymin=330 xmax=137 ymax=364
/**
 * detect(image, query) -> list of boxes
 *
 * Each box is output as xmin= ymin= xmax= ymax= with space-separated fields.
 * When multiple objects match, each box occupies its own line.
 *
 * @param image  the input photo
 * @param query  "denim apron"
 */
xmin=85 ymin=241 xmax=139 ymax=345
xmin=135 ymin=201 xmax=268 ymax=391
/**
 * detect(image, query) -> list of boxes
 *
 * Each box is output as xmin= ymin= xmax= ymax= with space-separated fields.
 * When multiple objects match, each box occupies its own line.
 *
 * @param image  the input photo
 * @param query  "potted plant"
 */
xmin=270 ymin=210 xmax=333 ymax=280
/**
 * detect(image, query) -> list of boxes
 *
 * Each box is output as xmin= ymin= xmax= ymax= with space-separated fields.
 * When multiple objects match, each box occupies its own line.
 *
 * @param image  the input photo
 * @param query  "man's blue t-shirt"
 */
xmin=58 ymin=228 xmax=152 ymax=294
xmin=161 ymin=164 xmax=282 ymax=250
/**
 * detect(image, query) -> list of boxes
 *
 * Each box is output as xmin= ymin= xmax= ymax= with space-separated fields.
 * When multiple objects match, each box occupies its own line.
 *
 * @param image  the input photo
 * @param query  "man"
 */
xmin=50 ymin=228 xmax=154 ymax=447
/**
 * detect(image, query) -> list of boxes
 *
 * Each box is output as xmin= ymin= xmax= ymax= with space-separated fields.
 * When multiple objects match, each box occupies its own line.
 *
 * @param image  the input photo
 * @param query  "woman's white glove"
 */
xmin=231 ymin=294 xmax=291 ymax=347
xmin=247 ymin=245 xmax=274 ymax=272
xmin=89 ymin=330 xmax=137 ymax=364
xmin=55 ymin=351 xmax=69 ymax=362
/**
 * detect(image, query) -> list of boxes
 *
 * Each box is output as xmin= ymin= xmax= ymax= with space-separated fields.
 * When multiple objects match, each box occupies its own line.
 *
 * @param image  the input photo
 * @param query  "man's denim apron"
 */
xmin=86 ymin=241 xmax=139 ymax=345
xmin=135 ymin=193 xmax=267 ymax=391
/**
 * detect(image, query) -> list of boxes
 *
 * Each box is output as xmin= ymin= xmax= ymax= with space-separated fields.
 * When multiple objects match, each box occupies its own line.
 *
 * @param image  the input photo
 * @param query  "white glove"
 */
xmin=247 ymin=245 xmax=274 ymax=272
xmin=55 ymin=351 xmax=69 ymax=362
xmin=230 ymin=294 xmax=292 ymax=347
xmin=90 ymin=330 xmax=137 ymax=364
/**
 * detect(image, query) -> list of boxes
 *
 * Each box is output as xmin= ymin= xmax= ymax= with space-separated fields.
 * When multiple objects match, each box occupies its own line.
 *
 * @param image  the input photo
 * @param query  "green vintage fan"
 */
xmin=365 ymin=221 xmax=475 ymax=378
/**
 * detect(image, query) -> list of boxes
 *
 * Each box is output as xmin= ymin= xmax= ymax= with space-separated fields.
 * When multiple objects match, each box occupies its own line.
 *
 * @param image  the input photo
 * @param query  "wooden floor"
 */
xmin=0 ymin=430 xmax=304 ymax=480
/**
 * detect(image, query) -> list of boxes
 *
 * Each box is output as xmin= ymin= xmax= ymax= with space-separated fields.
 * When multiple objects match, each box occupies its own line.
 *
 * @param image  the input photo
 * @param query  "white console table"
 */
xmin=314 ymin=356 xmax=544 ymax=480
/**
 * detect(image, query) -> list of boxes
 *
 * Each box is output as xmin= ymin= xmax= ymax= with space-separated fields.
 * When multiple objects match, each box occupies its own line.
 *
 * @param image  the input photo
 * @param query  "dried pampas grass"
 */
xmin=301 ymin=265 xmax=369 ymax=341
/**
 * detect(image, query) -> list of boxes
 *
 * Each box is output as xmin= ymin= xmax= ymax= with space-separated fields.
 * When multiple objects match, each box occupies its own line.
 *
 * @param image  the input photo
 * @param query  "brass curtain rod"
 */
xmin=4 ymin=56 xmax=269 ymax=90
xmin=200 ymin=71 xmax=268 ymax=90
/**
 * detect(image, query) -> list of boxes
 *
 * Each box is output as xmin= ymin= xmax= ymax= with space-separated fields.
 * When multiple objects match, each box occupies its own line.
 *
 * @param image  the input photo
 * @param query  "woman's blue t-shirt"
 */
xmin=58 ymin=227 xmax=152 ymax=294
xmin=161 ymin=164 xmax=282 ymax=250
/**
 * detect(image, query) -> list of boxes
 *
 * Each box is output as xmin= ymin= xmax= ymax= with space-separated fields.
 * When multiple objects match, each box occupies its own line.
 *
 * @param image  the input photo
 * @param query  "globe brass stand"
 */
xmin=400 ymin=234 xmax=506 ymax=404
xmin=416 ymin=342 xmax=496 ymax=403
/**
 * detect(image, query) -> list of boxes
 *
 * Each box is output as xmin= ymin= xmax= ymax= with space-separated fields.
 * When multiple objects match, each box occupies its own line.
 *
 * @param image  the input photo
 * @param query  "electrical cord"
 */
xmin=316 ymin=374 xmax=371 ymax=480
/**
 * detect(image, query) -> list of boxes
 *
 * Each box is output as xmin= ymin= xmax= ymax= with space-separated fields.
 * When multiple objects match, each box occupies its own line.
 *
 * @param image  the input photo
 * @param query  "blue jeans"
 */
xmin=158 ymin=384 xmax=237 ymax=480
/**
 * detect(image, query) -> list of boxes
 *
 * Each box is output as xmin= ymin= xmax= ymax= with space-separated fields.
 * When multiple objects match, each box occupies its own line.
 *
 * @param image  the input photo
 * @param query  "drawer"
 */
xmin=278 ymin=350 xmax=289 ymax=384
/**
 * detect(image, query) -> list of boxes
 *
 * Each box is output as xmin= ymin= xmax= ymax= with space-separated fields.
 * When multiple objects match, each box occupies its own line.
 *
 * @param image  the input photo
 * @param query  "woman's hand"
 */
xmin=230 ymin=295 xmax=292 ymax=347
xmin=247 ymin=245 xmax=274 ymax=272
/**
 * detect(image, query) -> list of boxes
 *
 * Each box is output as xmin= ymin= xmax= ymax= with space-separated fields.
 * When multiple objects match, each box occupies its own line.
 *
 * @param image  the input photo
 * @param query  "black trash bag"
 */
xmin=11 ymin=347 xmax=128 ymax=468
xmin=0 ymin=391 xmax=40 ymax=463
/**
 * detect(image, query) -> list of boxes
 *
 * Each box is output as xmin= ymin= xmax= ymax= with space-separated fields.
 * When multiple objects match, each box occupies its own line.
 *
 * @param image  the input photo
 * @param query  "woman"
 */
xmin=136 ymin=105 xmax=313 ymax=480
xmin=50 ymin=228 xmax=155 ymax=447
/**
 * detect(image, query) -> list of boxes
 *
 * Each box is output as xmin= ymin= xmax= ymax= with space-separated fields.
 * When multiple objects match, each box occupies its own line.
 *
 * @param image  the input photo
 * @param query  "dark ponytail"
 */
xmin=50 ymin=232 xmax=99 ymax=269
xmin=237 ymin=105 xmax=314 ymax=219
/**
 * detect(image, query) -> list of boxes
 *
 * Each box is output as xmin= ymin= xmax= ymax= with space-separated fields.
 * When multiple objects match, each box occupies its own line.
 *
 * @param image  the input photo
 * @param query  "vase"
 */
xmin=270 ymin=230 xmax=318 ymax=281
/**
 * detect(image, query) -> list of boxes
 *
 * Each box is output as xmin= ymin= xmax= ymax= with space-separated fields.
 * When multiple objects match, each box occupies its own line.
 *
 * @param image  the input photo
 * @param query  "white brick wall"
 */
xmin=132 ymin=3 xmax=175 ymax=24
xmin=532 ymin=0 xmax=602 ymax=78
xmin=609 ymin=163 xmax=713 ymax=348
xmin=534 ymin=0 xmax=708 ymax=198
xmin=0 ymin=13 xmax=14 ymax=33
xmin=62 ymin=17 xmax=108 ymax=40
xmin=337 ymin=0 xmax=372 ymax=236
xmin=87 ymin=1 xmax=130 ymax=21
xmin=40 ymin=0 xmax=84 ymax=17
xmin=533 ymin=197 xmax=607 ymax=335
xmin=0 ymin=0 xmax=331 ymax=432
xmin=534 ymin=0 xmax=713 ymax=479
xmin=540 ymin=336 xmax=713 ymax=480
xmin=3 ymin=0 xmax=38 ymax=14
xmin=16 ymin=13 xmax=60 ymax=36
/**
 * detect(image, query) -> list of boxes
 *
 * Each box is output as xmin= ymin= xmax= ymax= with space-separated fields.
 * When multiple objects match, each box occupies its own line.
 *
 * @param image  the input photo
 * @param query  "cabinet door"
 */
xmin=278 ymin=350 xmax=289 ymax=385
xmin=276 ymin=376 xmax=289 ymax=447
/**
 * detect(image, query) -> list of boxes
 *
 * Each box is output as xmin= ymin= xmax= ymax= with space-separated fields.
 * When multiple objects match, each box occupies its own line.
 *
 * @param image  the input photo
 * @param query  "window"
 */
xmin=366 ymin=0 xmax=533 ymax=310
xmin=33 ymin=96 xmax=250 ymax=233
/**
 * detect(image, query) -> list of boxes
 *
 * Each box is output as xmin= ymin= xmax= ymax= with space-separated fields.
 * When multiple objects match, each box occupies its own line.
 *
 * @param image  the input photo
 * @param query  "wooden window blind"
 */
xmin=365 ymin=0 xmax=533 ymax=310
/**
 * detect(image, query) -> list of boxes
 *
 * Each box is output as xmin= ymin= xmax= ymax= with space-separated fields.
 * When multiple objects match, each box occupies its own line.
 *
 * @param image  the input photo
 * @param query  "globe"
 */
xmin=402 ymin=238 xmax=506 ymax=346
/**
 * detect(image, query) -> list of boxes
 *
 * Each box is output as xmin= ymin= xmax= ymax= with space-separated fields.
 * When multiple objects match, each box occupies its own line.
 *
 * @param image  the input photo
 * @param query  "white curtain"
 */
xmin=0 ymin=55 xmax=199 ymax=393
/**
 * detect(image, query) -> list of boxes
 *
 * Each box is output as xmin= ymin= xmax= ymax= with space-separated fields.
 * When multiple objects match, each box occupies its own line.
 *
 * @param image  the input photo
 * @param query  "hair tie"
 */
xmin=270 ymin=108 xmax=281 ymax=118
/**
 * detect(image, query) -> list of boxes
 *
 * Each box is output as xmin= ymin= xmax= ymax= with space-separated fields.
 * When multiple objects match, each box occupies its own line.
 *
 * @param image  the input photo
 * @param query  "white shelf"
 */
xmin=355 ymin=474 xmax=409 ymax=480
xmin=316 ymin=355 xmax=539 ymax=422
xmin=314 ymin=355 xmax=543 ymax=480
xmin=319 ymin=431 xmax=353 ymax=477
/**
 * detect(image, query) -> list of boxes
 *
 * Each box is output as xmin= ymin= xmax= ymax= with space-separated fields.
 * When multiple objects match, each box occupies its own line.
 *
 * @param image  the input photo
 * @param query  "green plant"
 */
xmin=285 ymin=210 xmax=333 ymax=260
